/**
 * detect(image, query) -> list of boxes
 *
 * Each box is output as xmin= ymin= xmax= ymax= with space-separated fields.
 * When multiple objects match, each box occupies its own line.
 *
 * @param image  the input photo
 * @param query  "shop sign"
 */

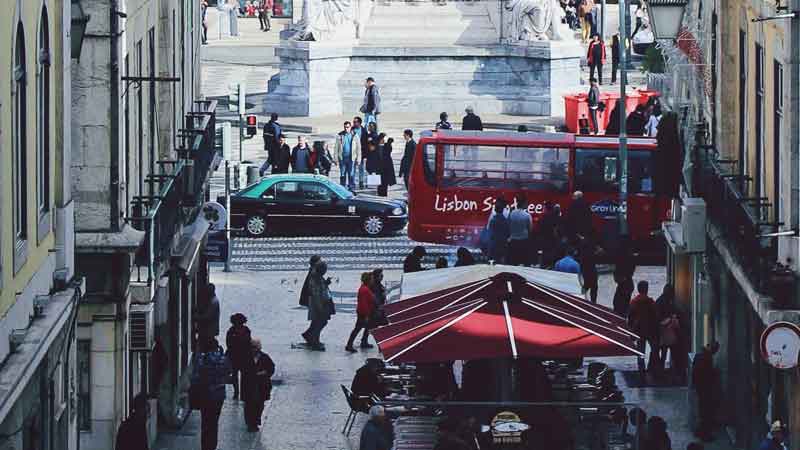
xmin=490 ymin=411 xmax=529 ymax=445
xmin=760 ymin=321 xmax=800 ymax=369
xmin=204 ymin=231 xmax=228 ymax=263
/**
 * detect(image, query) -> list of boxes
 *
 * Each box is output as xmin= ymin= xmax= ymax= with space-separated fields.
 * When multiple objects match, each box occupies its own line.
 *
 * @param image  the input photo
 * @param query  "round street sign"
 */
xmin=202 ymin=202 xmax=227 ymax=232
xmin=760 ymin=321 xmax=800 ymax=369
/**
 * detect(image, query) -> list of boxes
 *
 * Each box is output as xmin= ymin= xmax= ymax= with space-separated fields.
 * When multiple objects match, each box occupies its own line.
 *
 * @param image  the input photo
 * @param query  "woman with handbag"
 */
xmin=307 ymin=261 xmax=334 ymax=351
xmin=346 ymin=272 xmax=376 ymax=353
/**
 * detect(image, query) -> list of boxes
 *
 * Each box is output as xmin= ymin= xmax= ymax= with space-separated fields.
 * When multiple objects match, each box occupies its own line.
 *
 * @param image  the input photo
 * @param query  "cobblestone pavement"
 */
xmin=153 ymin=265 xmax=736 ymax=450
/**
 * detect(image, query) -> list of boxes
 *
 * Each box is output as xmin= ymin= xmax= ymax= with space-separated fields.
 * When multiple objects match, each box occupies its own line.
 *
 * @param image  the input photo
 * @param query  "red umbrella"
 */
xmin=373 ymin=273 xmax=642 ymax=364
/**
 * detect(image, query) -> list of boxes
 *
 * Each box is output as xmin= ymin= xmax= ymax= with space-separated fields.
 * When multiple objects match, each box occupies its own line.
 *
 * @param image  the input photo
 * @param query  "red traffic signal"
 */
xmin=246 ymin=115 xmax=257 ymax=137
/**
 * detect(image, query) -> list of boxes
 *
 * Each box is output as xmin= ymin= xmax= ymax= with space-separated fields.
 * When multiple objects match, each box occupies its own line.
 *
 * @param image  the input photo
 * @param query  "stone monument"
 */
xmin=265 ymin=0 xmax=583 ymax=117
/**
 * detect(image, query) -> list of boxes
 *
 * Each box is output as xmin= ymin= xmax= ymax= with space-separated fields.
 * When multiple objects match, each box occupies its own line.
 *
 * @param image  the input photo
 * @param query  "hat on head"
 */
xmin=771 ymin=420 xmax=785 ymax=433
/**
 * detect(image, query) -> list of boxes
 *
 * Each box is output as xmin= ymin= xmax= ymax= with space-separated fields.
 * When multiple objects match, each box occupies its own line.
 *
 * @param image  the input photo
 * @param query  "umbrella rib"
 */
xmin=388 ymin=280 xmax=491 ymax=319
xmin=520 ymin=299 xmax=644 ymax=356
xmin=525 ymin=299 xmax=637 ymax=339
xmin=525 ymin=281 xmax=612 ymax=325
xmin=502 ymin=300 xmax=518 ymax=358
xmin=385 ymin=301 xmax=488 ymax=363
xmin=377 ymin=299 xmax=484 ymax=345
xmin=529 ymin=280 xmax=630 ymax=325
xmin=439 ymin=281 xmax=493 ymax=311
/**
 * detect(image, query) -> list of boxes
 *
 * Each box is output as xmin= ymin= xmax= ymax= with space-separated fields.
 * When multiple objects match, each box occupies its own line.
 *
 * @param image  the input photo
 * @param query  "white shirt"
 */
xmin=646 ymin=114 xmax=661 ymax=137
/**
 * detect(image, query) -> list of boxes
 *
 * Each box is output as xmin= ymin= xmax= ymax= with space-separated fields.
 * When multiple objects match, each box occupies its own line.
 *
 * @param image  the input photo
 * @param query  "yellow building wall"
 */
xmin=0 ymin=0 xmax=63 ymax=315
xmin=718 ymin=0 xmax=787 ymax=221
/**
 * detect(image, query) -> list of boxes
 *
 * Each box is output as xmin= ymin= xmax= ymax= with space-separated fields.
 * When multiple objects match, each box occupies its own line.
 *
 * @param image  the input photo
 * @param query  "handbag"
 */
xmin=327 ymin=297 xmax=336 ymax=315
xmin=366 ymin=173 xmax=381 ymax=187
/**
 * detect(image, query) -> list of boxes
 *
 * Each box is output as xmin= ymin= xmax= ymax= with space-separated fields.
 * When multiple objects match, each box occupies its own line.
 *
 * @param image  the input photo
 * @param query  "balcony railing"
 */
xmin=694 ymin=147 xmax=783 ymax=295
xmin=130 ymin=101 xmax=218 ymax=283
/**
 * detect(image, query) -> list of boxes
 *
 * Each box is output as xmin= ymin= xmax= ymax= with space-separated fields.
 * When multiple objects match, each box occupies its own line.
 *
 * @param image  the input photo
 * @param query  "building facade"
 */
xmin=71 ymin=0 xmax=216 ymax=449
xmin=657 ymin=0 xmax=800 ymax=445
xmin=0 ymin=1 xmax=81 ymax=449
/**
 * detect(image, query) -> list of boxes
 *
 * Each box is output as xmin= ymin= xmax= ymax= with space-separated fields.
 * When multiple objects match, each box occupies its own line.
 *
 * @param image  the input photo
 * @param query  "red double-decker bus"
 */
xmin=407 ymin=130 xmax=670 ymax=250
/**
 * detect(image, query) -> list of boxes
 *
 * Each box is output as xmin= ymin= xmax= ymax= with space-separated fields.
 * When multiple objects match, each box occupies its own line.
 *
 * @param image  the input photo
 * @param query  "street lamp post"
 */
xmin=618 ymin=0 xmax=629 ymax=236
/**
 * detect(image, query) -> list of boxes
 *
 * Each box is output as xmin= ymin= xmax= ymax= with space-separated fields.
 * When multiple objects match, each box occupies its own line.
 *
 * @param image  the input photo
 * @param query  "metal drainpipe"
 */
xmin=110 ymin=0 xmax=121 ymax=231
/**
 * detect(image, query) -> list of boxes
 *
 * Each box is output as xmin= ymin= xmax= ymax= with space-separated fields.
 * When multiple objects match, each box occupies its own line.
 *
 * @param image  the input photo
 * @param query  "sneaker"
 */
xmin=360 ymin=343 xmax=374 ymax=349
xmin=345 ymin=346 xmax=357 ymax=353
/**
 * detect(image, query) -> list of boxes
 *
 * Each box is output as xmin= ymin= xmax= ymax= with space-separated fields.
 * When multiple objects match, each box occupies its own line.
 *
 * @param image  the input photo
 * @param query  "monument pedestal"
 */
xmin=265 ymin=39 xmax=582 ymax=117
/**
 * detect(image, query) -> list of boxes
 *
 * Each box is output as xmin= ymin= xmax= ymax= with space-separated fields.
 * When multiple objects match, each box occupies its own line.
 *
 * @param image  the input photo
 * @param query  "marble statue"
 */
xmin=290 ymin=0 xmax=357 ymax=41
xmin=505 ymin=0 xmax=571 ymax=41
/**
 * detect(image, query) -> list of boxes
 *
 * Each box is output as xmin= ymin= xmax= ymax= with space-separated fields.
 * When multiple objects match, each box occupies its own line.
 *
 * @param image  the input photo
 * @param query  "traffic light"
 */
xmin=228 ymin=83 xmax=245 ymax=112
xmin=246 ymin=115 xmax=257 ymax=137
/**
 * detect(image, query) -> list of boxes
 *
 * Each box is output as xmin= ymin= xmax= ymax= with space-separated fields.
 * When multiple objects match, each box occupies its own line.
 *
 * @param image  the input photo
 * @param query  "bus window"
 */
xmin=440 ymin=145 xmax=568 ymax=191
xmin=575 ymin=149 xmax=655 ymax=194
xmin=422 ymin=144 xmax=437 ymax=186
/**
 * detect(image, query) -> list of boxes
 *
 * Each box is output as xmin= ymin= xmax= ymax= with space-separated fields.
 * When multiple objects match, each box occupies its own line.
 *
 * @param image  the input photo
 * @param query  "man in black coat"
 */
xmin=352 ymin=360 xmax=386 ymax=400
xmin=263 ymin=113 xmax=281 ymax=159
xmin=399 ymin=129 xmax=416 ymax=190
xmin=403 ymin=246 xmax=427 ymax=273
xmin=242 ymin=338 xmax=276 ymax=432
xmin=566 ymin=190 xmax=594 ymax=243
xmin=461 ymin=106 xmax=483 ymax=131
xmin=115 ymin=393 xmax=149 ymax=450
xmin=269 ymin=134 xmax=291 ymax=174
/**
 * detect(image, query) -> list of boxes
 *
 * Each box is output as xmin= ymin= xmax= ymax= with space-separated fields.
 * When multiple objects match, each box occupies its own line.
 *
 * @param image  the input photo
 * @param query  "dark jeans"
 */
xmin=305 ymin=319 xmax=328 ymax=345
xmin=613 ymin=279 xmax=633 ymax=317
xmin=200 ymin=399 xmax=224 ymax=450
xmin=589 ymin=63 xmax=603 ymax=84
xmin=507 ymin=239 xmax=529 ymax=266
xmin=637 ymin=337 xmax=660 ymax=373
xmin=589 ymin=108 xmax=599 ymax=134
xmin=259 ymin=12 xmax=271 ymax=30
xmin=611 ymin=61 xmax=619 ymax=83
xmin=245 ymin=400 xmax=266 ymax=428
xmin=346 ymin=315 xmax=371 ymax=348
xmin=202 ymin=24 xmax=208 ymax=43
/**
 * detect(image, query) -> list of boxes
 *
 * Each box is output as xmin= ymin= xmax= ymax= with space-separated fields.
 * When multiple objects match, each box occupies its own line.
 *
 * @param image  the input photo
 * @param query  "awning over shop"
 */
xmin=171 ymin=215 xmax=211 ymax=276
xmin=374 ymin=272 xmax=641 ymax=364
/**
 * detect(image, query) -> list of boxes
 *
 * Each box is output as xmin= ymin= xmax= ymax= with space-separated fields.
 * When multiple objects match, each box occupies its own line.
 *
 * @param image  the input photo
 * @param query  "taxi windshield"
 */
xmin=326 ymin=181 xmax=354 ymax=199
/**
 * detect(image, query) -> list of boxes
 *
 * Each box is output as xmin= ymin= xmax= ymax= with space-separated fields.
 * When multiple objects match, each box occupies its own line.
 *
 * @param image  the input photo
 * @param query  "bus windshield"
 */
xmin=574 ymin=149 xmax=656 ymax=194
xmin=433 ymin=144 xmax=569 ymax=191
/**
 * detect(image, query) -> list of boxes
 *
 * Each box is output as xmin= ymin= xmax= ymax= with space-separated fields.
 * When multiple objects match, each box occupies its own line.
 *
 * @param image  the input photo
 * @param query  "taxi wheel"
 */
xmin=362 ymin=215 xmax=385 ymax=236
xmin=245 ymin=215 xmax=268 ymax=237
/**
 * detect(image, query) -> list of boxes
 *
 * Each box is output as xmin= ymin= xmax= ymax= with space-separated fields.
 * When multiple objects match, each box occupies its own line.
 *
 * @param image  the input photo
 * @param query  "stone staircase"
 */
xmin=358 ymin=0 xmax=500 ymax=46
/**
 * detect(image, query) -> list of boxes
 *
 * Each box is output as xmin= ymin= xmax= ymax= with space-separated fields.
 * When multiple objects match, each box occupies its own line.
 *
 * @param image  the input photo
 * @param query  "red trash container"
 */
xmin=564 ymin=94 xmax=590 ymax=133
xmin=636 ymin=89 xmax=660 ymax=106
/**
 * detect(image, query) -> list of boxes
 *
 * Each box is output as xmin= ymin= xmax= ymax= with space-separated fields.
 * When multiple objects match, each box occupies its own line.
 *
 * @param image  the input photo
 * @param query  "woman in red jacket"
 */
xmin=587 ymin=34 xmax=606 ymax=85
xmin=346 ymin=272 xmax=376 ymax=352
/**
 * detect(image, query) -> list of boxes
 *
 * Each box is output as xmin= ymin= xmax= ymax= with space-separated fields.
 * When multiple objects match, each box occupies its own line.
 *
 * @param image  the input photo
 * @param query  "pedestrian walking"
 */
xmin=378 ymin=137 xmax=396 ymax=197
xmin=611 ymin=34 xmax=620 ymax=84
xmin=201 ymin=1 xmax=209 ymax=45
xmin=225 ymin=313 xmax=252 ymax=400
xmin=577 ymin=237 xmax=599 ymax=303
xmin=336 ymin=121 xmax=361 ymax=190
xmin=228 ymin=0 xmax=240 ymax=36
xmin=508 ymin=194 xmax=532 ymax=266
xmin=360 ymin=406 xmax=395 ymax=450
xmin=455 ymin=247 xmax=475 ymax=267
xmin=242 ymin=338 xmax=275 ymax=431
xmin=115 ymin=393 xmax=150 ymax=450
xmin=195 ymin=283 xmax=221 ymax=344
xmin=587 ymin=77 xmax=601 ymax=134
xmin=655 ymin=284 xmax=678 ymax=370
xmin=346 ymin=272 xmax=376 ymax=352
xmin=360 ymin=77 xmax=381 ymax=127
xmin=565 ymin=190 xmax=594 ymax=244
xmin=487 ymin=199 xmax=510 ymax=264
xmin=191 ymin=338 xmax=232 ymax=450
xmin=612 ymin=237 xmax=636 ymax=317
xmin=578 ymin=0 xmax=595 ymax=43
xmin=645 ymin=416 xmax=673 ymax=450
xmin=305 ymin=261 xmax=334 ymax=350
xmin=404 ymin=246 xmax=427 ymax=273
xmin=759 ymin=421 xmax=788 ymax=450
xmin=267 ymin=134 xmax=291 ymax=175
xmin=691 ymin=341 xmax=719 ymax=442
xmin=258 ymin=0 xmax=272 ymax=30
xmin=587 ymin=34 xmax=606 ymax=85
xmin=436 ymin=112 xmax=452 ymax=130
xmin=461 ymin=106 xmax=483 ymax=131
xmin=299 ymin=255 xmax=320 ymax=316
xmin=291 ymin=136 xmax=312 ymax=173
xmin=399 ymin=129 xmax=415 ymax=190
xmin=352 ymin=117 xmax=367 ymax=188
xmin=628 ymin=280 xmax=659 ymax=375
xmin=262 ymin=113 xmax=281 ymax=172
xmin=537 ymin=201 xmax=561 ymax=268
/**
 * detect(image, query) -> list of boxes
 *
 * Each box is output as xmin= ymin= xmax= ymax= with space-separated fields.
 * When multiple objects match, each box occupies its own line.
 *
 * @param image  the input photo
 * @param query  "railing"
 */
xmin=694 ymin=147 xmax=781 ymax=294
xmin=131 ymin=100 xmax=218 ymax=283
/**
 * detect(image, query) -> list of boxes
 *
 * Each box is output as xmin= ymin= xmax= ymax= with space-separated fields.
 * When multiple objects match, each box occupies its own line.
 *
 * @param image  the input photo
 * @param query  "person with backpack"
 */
xmin=191 ymin=338 xmax=232 ymax=450
xmin=225 ymin=313 xmax=252 ymax=400
xmin=115 ymin=393 xmax=150 ymax=450
xmin=242 ymin=338 xmax=275 ymax=431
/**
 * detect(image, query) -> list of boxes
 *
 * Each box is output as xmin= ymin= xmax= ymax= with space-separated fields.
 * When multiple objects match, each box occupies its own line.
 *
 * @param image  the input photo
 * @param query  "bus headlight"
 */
xmin=392 ymin=207 xmax=404 ymax=216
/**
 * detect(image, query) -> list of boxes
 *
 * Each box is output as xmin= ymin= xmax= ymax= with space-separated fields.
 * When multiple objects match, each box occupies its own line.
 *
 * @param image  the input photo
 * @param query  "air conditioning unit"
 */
xmin=33 ymin=295 xmax=50 ymax=318
xmin=681 ymin=198 xmax=707 ymax=253
xmin=129 ymin=304 xmax=155 ymax=352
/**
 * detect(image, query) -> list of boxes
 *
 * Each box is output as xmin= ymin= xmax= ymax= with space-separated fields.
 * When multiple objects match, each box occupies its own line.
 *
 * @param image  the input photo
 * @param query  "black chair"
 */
xmin=341 ymin=385 xmax=373 ymax=436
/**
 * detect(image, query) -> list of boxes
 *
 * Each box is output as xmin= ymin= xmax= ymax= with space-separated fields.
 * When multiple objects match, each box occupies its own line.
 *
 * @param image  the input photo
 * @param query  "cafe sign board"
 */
xmin=490 ymin=411 xmax=529 ymax=445
xmin=760 ymin=321 xmax=800 ymax=369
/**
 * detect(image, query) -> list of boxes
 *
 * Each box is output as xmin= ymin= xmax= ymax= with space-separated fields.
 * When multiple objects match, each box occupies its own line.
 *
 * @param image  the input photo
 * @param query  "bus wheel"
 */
xmin=362 ymin=216 xmax=385 ymax=236
xmin=246 ymin=215 xmax=268 ymax=237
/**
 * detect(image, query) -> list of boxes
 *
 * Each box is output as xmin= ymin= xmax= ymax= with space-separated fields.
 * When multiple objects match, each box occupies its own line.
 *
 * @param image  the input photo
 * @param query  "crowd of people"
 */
xmin=586 ymin=90 xmax=663 ymax=136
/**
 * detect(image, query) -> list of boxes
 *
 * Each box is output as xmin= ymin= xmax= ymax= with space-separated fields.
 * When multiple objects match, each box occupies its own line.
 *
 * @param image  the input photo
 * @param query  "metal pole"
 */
xmin=239 ymin=114 xmax=244 ymax=162
xmin=600 ymin=0 xmax=606 ymax=40
xmin=224 ymin=161 xmax=232 ymax=273
xmin=618 ymin=0 xmax=629 ymax=236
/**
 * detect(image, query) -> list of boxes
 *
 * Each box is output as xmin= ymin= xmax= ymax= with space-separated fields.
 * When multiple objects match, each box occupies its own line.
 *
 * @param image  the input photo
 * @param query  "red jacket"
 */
xmin=357 ymin=284 xmax=376 ymax=317
xmin=587 ymin=41 xmax=606 ymax=66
